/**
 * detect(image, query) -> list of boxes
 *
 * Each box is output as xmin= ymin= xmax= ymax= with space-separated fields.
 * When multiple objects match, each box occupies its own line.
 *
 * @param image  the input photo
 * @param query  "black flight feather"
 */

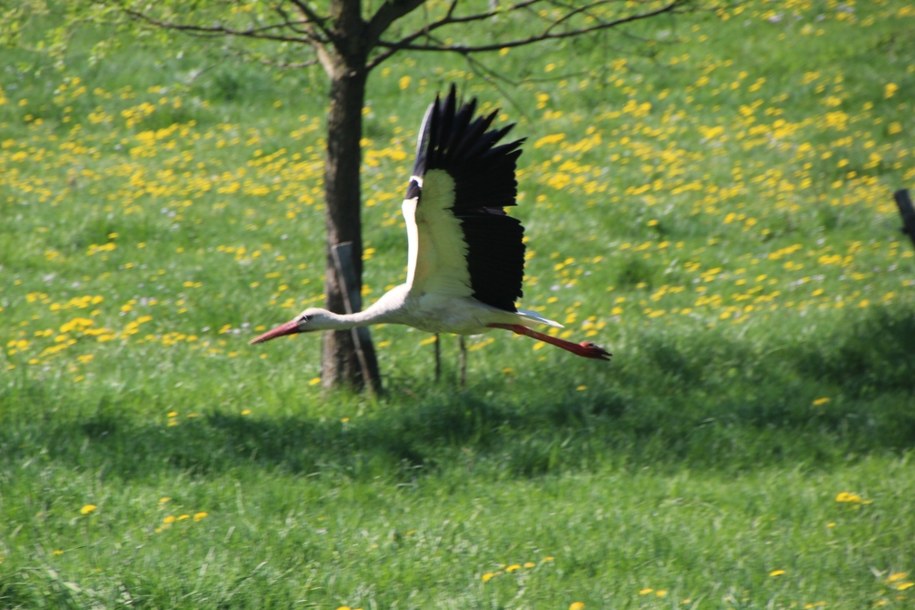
xmin=895 ymin=189 xmax=915 ymax=248
xmin=411 ymin=85 xmax=527 ymax=312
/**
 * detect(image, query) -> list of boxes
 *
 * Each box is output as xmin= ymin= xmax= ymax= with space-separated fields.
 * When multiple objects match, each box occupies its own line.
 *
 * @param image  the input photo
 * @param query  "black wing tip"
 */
xmin=895 ymin=188 xmax=915 ymax=245
xmin=895 ymin=188 xmax=913 ymax=219
xmin=421 ymin=84 xmax=523 ymax=175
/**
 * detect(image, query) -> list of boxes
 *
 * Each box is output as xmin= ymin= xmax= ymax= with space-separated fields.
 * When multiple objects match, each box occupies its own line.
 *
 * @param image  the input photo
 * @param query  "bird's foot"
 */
xmin=578 ymin=341 xmax=612 ymax=361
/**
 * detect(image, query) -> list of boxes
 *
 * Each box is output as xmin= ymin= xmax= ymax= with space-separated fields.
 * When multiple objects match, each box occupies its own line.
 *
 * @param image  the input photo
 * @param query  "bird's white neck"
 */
xmin=309 ymin=308 xmax=381 ymax=330
xmin=309 ymin=285 xmax=409 ymax=330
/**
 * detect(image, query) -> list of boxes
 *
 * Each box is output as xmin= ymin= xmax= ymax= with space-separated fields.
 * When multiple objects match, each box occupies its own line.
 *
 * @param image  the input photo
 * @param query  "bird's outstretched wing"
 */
xmin=401 ymin=85 xmax=526 ymax=312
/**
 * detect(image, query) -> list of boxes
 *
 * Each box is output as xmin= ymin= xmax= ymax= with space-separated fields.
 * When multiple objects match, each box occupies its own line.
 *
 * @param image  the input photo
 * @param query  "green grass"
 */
xmin=2 ymin=1 xmax=915 ymax=608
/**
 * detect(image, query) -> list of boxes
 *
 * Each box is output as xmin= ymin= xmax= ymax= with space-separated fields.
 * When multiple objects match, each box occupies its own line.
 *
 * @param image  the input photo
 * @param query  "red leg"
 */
xmin=488 ymin=324 xmax=611 ymax=360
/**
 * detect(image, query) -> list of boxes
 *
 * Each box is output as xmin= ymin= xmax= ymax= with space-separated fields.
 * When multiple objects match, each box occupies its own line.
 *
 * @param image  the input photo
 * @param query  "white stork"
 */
xmin=250 ymin=85 xmax=611 ymax=365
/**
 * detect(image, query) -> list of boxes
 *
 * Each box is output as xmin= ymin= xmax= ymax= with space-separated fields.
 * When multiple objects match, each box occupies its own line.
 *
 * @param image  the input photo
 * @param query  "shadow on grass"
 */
xmin=2 ymin=307 xmax=914 ymax=483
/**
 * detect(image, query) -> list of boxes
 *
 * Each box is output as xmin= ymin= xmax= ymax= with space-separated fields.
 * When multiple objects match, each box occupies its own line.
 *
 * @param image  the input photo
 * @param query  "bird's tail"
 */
xmin=516 ymin=308 xmax=563 ymax=329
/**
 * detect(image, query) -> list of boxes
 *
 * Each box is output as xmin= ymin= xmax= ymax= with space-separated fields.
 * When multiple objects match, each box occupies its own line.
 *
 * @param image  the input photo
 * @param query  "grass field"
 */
xmin=2 ymin=1 xmax=915 ymax=608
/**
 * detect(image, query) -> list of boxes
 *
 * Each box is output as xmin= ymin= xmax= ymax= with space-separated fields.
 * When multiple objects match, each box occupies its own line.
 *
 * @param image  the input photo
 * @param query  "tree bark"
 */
xmin=320 ymin=43 xmax=382 ymax=391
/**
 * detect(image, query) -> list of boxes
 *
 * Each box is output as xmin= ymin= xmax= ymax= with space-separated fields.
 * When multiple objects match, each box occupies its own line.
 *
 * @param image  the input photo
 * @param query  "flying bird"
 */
xmin=251 ymin=85 xmax=611 ymax=364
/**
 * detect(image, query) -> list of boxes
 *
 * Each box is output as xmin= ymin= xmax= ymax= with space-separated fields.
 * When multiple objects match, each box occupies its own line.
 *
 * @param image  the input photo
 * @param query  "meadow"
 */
xmin=2 ymin=0 xmax=914 ymax=608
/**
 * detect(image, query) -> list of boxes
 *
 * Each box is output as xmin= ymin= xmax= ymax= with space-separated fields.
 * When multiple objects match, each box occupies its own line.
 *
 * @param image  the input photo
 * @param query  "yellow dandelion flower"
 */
xmin=569 ymin=603 xmax=586 ymax=610
xmin=835 ymin=491 xmax=872 ymax=505
xmin=533 ymin=133 xmax=565 ymax=149
xmin=812 ymin=396 xmax=830 ymax=407
xmin=193 ymin=511 xmax=208 ymax=522
xmin=770 ymin=569 xmax=786 ymax=577
xmin=79 ymin=504 xmax=97 ymax=515
xmin=535 ymin=92 xmax=550 ymax=110
xmin=887 ymin=572 xmax=914 ymax=590
xmin=481 ymin=571 xmax=497 ymax=583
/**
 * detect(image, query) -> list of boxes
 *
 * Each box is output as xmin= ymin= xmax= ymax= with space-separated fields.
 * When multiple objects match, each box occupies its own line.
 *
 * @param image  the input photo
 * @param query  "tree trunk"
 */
xmin=321 ymin=57 xmax=382 ymax=392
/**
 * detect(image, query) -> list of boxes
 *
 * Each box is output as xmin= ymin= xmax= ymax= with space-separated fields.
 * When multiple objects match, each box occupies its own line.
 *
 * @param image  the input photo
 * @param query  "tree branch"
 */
xmin=379 ymin=0 xmax=540 ymax=51
xmin=365 ymin=0 xmax=427 ymax=48
xmin=369 ymin=0 xmax=688 ymax=69
xmin=224 ymin=43 xmax=321 ymax=71
xmin=542 ymin=0 xmax=620 ymax=36
xmin=367 ymin=0 xmax=538 ymax=70
xmin=288 ymin=0 xmax=334 ymax=43
xmin=273 ymin=3 xmax=323 ymax=42
xmin=124 ymin=8 xmax=315 ymax=45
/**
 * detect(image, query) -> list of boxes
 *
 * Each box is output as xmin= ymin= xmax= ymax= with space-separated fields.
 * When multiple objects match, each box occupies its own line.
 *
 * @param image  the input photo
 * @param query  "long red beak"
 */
xmin=249 ymin=319 xmax=300 ymax=345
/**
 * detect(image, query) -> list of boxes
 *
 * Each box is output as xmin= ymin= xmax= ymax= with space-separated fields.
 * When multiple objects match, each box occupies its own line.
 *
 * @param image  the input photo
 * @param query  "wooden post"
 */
xmin=331 ymin=242 xmax=382 ymax=396
xmin=434 ymin=334 xmax=441 ymax=382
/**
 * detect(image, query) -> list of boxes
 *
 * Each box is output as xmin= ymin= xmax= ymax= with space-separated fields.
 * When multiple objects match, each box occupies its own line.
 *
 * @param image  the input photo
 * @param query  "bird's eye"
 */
xmin=298 ymin=314 xmax=311 ymax=325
